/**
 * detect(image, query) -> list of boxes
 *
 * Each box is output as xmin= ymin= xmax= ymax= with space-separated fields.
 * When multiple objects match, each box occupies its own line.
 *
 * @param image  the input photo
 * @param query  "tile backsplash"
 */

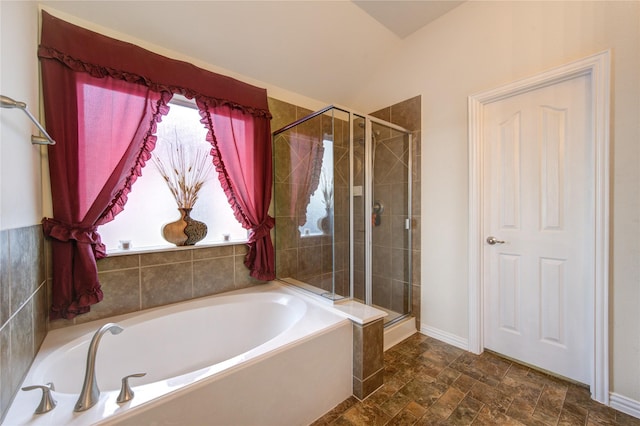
xmin=50 ymin=243 xmax=262 ymax=329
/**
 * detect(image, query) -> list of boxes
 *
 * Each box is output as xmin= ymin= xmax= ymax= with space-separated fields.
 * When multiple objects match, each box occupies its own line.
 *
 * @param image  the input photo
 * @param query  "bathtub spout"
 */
xmin=74 ymin=323 xmax=124 ymax=412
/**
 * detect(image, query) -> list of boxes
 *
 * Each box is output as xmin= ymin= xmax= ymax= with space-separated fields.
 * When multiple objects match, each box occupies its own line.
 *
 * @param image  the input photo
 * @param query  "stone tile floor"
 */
xmin=312 ymin=333 xmax=640 ymax=426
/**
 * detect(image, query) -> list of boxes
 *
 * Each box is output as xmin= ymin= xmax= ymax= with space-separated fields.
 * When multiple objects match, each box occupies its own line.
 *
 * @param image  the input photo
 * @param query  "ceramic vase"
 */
xmin=162 ymin=208 xmax=207 ymax=246
xmin=317 ymin=207 xmax=333 ymax=235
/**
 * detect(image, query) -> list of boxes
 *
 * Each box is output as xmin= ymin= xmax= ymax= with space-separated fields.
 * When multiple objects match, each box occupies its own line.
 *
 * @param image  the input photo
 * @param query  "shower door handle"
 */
xmin=486 ymin=236 xmax=506 ymax=245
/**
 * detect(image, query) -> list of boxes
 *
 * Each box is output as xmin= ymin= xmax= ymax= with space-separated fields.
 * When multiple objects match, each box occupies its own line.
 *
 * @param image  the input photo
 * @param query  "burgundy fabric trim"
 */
xmin=42 ymin=217 xmax=106 ymax=259
xmin=39 ymin=11 xmax=271 ymax=119
xmin=198 ymin=109 xmax=252 ymax=230
xmin=248 ymin=216 xmax=275 ymax=244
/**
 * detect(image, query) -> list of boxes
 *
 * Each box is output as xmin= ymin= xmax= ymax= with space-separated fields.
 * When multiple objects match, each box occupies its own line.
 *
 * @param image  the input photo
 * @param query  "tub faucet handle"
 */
xmin=117 ymin=373 xmax=146 ymax=404
xmin=22 ymin=382 xmax=57 ymax=414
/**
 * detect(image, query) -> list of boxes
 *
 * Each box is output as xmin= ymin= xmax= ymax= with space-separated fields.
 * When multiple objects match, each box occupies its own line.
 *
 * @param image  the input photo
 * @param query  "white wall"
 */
xmin=357 ymin=0 xmax=640 ymax=404
xmin=0 ymin=1 xmax=43 ymax=230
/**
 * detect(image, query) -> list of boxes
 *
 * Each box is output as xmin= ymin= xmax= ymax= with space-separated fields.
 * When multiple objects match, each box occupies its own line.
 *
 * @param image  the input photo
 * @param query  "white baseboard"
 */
xmin=384 ymin=317 xmax=417 ymax=351
xmin=420 ymin=324 xmax=469 ymax=351
xmin=610 ymin=392 xmax=640 ymax=419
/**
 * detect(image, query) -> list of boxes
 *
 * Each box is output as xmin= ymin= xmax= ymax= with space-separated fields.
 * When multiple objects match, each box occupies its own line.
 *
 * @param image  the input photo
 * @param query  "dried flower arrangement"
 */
xmin=152 ymin=138 xmax=213 ymax=209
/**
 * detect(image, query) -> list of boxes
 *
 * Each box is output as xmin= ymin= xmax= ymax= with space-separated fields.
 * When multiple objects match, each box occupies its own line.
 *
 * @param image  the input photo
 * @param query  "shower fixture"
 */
xmin=0 ymin=95 xmax=56 ymax=145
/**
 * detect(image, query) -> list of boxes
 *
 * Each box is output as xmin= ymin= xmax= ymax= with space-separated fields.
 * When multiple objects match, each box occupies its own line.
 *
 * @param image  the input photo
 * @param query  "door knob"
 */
xmin=486 ymin=236 xmax=505 ymax=245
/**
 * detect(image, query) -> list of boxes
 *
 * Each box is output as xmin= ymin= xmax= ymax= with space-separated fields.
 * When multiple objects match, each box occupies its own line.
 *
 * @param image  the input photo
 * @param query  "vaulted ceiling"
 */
xmin=39 ymin=1 xmax=464 ymax=110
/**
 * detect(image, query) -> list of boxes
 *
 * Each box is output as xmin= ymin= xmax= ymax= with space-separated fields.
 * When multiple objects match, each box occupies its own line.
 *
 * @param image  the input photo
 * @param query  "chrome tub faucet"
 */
xmin=74 ymin=323 xmax=124 ymax=412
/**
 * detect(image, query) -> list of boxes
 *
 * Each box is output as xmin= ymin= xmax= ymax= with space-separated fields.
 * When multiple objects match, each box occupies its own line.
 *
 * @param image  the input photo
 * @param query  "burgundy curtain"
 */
xmin=289 ymin=134 xmax=324 ymax=226
xmin=198 ymin=99 xmax=275 ymax=280
xmin=40 ymin=67 xmax=171 ymax=319
xmin=39 ymin=11 xmax=274 ymax=318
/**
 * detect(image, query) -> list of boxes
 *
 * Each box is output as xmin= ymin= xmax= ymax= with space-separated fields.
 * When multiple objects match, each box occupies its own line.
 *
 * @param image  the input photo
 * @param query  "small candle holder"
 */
xmin=119 ymin=240 xmax=131 ymax=250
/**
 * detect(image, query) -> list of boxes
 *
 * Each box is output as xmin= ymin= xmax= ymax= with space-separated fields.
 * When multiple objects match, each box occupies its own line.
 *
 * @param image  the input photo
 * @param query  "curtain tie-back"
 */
xmin=248 ymin=216 xmax=275 ymax=244
xmin=42 ymin=218 xmax=107 ymax=259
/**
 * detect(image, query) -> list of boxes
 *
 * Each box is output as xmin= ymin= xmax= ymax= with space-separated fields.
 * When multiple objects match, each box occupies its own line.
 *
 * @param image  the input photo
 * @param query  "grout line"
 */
xmin=138 ymin=254 xmax=142 ymax=309
xmin=1 ymin=280 xmax=47 ymax=334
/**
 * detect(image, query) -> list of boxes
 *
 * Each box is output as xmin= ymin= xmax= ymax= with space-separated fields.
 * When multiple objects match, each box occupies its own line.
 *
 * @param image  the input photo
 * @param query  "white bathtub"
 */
xmin=4 ymin=282 xmax=353 ymax=425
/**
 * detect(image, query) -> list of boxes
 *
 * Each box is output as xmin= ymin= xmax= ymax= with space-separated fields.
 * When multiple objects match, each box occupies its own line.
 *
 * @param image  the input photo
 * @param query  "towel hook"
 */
xmin=0 ymin=95 xmax=56 ymax=145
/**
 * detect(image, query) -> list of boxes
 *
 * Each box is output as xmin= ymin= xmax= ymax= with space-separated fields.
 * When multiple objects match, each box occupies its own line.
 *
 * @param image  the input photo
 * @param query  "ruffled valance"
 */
xmin=39 ymin=11 xmax=272 ymax=119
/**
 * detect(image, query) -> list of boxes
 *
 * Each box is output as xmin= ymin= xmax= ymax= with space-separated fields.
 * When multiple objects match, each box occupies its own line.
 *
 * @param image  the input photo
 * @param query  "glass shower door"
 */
xmin=370 ymin=122 xmax=412 ymax=324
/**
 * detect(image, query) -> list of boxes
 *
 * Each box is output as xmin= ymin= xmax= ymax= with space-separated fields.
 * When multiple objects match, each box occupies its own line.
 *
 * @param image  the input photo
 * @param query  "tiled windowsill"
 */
xmin=106 ymin=239 xmax=248 ymax=257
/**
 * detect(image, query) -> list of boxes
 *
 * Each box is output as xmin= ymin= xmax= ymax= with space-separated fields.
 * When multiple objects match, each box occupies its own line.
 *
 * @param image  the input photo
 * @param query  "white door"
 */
xmin=482 ymin=73 xmax=594 ymax=384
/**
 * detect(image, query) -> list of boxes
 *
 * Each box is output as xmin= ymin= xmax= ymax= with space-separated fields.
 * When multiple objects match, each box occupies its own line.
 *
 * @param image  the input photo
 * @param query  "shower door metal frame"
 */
xmin=365 ymin=115 xmax=413 ymax=324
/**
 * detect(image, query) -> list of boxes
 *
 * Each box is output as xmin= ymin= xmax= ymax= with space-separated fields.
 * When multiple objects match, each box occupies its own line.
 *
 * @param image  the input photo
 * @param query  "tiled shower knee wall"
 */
xmin=0 ymin=225 xmax=47 ymax=421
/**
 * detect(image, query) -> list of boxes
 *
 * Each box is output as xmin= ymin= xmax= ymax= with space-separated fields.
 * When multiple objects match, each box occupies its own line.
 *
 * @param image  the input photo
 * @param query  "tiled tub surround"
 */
xmin=0 ymin=225 xmax=47 ymax=422
xmin=50 ymin=243 xmax=263 ymax=329
xmin=5 ymin=282 xmax=353 ymax=425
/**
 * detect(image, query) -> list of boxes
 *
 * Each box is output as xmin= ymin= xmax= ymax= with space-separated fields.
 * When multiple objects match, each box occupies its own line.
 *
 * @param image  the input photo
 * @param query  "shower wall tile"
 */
xmin=298 ymin=246 xmax=322 ymax=278
xmin=275 ymin=217 xmax=298 ymax=251
xmin=389 ymin=96 xmax=421 ymax=132
xmin=141 ymin=262 xmax=193 ymax=309
xmin=268 ymin=98 xmax=297 ymax=132
xmin=274 ymin=183 xmax=293 ymax=217
xmin=370 ymin=107 xmax=391 ymax=123
xmin=275 ymin=248 xmax=297 ymax=278
xmin=412 ymin=179 xmax=422 ymax=216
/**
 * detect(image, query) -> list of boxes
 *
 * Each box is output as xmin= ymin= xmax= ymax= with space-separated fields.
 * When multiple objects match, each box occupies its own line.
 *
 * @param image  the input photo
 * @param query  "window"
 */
xmin=299 ymin=139 xmax=333 ymax=236
xmin=99 ymin=98 xmax=246 ymax=251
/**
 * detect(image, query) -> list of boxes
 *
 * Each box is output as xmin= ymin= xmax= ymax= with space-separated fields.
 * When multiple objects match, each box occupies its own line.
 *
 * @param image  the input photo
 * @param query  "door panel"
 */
xmin=483 ymin=74 xmax=593 ymax=384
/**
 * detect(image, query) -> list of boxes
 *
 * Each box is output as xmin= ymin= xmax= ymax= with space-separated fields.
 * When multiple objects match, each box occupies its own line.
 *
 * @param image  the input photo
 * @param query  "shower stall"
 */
xmin=272 ymin=106 xmax=412 ymax=326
